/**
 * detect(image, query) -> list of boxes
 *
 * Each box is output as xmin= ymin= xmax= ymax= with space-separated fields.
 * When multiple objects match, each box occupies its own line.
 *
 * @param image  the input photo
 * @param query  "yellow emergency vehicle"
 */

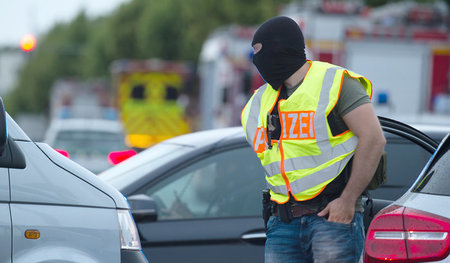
xmin=110 ymin=59 xmax=192 ymax=149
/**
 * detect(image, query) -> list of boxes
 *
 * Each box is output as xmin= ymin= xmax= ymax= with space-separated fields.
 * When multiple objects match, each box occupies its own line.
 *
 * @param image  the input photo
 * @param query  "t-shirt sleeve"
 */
xmin=336 ymin=75 xmax=371 ymax=117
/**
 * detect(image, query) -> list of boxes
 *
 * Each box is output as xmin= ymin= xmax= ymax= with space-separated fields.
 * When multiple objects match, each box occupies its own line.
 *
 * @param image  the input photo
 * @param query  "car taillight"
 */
xmin=108 ymin=149 xmax=137 ymax=165
xmin=55 ymin=149 xmax=70 ymax=158
xmin=364 ymin=205 xmax=450 ymax=262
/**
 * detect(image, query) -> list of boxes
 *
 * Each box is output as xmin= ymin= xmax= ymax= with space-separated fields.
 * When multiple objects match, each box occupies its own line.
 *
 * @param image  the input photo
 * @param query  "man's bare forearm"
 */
xmin=340 ymin=103 xmax=386 ymax=203
xmin=340 ymin=133 xmax=385 ymax=203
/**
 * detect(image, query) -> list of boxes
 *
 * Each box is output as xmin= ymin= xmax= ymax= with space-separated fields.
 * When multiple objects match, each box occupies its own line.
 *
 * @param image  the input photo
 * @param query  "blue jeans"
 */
xmin=265 ymin=213 xmax=364 ymax=263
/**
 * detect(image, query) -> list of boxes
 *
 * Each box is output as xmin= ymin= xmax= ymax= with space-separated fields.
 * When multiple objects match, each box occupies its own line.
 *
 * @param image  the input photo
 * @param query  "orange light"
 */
xmin=25 ymin=230 xmax=40 ymax=239
xmin=20 ymin=34 xmax=37 ymax=52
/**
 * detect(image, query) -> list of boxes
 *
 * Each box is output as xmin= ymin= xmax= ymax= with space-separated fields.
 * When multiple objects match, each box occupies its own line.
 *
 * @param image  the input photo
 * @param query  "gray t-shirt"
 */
xmin=287 ymin=74 xmax=370 ymax=118
xmin=337 ymin=75 xmax=371 ymax=116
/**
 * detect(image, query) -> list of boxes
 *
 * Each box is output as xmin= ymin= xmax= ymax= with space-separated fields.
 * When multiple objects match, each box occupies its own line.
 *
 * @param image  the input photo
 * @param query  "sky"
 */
xmin=0 ymin=0 xmax=131 ymax=47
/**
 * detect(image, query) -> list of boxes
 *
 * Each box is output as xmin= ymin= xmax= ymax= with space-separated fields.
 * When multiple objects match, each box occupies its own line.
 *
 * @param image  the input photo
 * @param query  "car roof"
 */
xmin=384 ymin=123 xmax=449 ymax=142
xmin=47 ymin=118 xmax=124 ymax=132
xmin=163 ymin=126 xmax=245 ymax=148
xmin=161 ymin=121 xmax=449 ymax=150
xmin=410 ymin=124 xmax=450 ymax=138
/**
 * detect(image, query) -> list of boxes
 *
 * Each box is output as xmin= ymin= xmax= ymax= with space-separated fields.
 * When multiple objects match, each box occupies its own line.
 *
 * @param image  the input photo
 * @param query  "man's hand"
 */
xmin=317 ymin=197 xmax=355 ymax=224
xmin=317 ymin=103 xmax=385 ymax=224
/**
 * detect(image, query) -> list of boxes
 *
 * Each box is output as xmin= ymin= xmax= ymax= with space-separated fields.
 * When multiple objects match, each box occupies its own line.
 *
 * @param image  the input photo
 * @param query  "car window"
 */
xmin=368 ymin=134 xmax=434 ymax=200
xmin=100 ymin=143 xmax=193 ymax=189
xmin=145 ymin=146 xmax=266 ymax=221
xmin=412 ymin=135 xmax=450 ymax=196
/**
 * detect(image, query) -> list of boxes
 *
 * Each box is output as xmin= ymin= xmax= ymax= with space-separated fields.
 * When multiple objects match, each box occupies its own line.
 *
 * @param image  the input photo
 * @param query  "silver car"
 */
xmin=44 ymin=118 xmax=130 ymax=174
xmin=364 ymin=132 xmax=450 ymax=262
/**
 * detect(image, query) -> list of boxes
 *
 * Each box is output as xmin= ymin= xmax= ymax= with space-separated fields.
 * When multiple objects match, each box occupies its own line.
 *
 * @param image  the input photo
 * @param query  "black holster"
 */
xmin=262 ymin=189 xmax=271 ymax=231
xmin=277 ymin=202 xmax=294 ymax=223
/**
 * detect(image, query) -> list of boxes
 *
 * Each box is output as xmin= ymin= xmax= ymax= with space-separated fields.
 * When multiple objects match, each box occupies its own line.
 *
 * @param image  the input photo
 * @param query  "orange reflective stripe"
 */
xmin=252 ymin=127 xmax=268 ymax=153
xmin=248 ymin=86 xmax=280 ymax=154
xmin=273 ymin=141 xmax=293 ymax=204
xmin=280 ymin=111 xmax=316 ymax=140
xmin=269 ymin=87 xmax=282 ymax=113
xmin=278 ymin=101 xmax=293 ymax=202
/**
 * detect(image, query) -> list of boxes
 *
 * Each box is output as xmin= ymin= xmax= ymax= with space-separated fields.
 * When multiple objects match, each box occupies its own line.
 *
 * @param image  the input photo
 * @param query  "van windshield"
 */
xmin=6 ymin=113 xmax=31 ymax=141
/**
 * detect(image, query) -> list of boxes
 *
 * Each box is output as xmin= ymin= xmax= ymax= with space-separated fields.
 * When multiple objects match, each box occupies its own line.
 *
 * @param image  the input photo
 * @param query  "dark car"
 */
xmin=99 ymin=117 xmax=448 ymax=263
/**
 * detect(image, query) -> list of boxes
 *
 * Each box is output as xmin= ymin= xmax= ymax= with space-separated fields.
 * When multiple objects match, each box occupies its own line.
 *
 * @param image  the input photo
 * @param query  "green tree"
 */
xmin=136 ymin=0 xmax=185 ymax=59
xmin=6 ymin=12 xmax=90 ymax=115
xmin=6 ymin=0 xmax=291 ymax=115
xmin=81 ymin=0 xmax=148 ymax=77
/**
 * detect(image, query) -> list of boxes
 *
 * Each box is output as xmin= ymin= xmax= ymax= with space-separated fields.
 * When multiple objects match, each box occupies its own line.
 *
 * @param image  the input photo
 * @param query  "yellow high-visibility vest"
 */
xmin=241 ymin=61 xmax=372 ymax=204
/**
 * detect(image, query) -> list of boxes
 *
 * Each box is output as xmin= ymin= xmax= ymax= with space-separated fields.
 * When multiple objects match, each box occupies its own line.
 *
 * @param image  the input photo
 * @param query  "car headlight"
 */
xmin=117 ymin=209 xmax=142 ymax=250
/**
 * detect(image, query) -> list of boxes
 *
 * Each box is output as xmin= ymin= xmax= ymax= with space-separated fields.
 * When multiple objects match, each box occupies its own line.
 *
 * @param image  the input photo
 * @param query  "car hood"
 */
xmin=36 ymin=142 xmax=130 ymax=209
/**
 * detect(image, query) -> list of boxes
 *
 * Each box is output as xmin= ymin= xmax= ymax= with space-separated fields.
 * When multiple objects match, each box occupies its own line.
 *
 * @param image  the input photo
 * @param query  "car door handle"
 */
xmin=241 ymin=232 xmax=266 ymax=245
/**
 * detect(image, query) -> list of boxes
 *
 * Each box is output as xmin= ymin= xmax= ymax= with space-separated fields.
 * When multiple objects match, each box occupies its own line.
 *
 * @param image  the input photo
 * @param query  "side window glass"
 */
xmin=369 ymin=134 xmax=433 ymax=200
xmin=413 ymin=141 xmax=450 ymax=196
xmin=145 ymin=147 xmax=265 ymax=221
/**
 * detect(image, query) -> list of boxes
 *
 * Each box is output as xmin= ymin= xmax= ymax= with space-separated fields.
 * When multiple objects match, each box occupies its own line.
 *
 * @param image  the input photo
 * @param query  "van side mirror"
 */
xmin=0 ymin=97 xmax=8 ymax=155
xmin=0 ymin=97 xmax=26 ymax=169
xmin=128 ymin=194 xmax=158 ymax=223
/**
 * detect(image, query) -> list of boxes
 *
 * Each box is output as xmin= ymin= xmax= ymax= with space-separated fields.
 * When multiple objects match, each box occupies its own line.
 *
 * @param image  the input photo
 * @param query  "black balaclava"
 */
xmin=252 ymin=16 xmax=307 ymax=90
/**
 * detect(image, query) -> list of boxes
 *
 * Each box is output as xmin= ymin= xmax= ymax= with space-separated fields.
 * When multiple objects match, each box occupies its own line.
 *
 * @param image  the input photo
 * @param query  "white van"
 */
xmin=0 ymin=98 xmax=148 ymax=263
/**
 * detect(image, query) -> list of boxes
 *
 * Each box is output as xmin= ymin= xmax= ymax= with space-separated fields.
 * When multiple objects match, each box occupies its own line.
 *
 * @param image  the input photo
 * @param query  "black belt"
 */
xmin=272 ymin=202 xmax=323 ymax=218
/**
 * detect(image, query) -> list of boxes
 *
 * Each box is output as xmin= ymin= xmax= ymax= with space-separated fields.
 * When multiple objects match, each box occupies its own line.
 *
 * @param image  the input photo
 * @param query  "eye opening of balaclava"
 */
xmin=252 ymin=16 xmax=307 ymax=90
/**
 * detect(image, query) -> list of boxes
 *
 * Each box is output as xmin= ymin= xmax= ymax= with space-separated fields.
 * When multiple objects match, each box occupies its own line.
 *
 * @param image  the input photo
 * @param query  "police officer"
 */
xmin=241 ymin=16 xmax=386 ymax=263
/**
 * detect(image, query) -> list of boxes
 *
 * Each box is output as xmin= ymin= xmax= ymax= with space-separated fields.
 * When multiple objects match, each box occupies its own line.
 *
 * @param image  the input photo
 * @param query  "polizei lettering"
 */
xmin=280 ymin=111 xmax=315 ymax=140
